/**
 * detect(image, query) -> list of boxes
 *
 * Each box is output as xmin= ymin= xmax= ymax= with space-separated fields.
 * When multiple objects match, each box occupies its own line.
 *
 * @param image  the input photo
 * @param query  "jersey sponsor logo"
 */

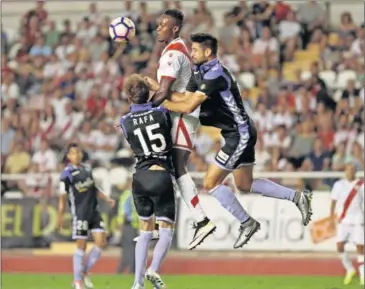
xmin=216 ymin=150 xmax=229 ymax=164
xmin=75 ymin=177 xmax=94 ymax=193
xmin=71 ymin=171 xmax=80 ymax=176
xmin=194 ymin=71 xmax=199 ymax=74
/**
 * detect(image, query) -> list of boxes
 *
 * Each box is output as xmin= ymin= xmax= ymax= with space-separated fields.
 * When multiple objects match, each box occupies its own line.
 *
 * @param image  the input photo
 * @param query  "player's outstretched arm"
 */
xmin=163 ymin=91 xmax=207 ymax=114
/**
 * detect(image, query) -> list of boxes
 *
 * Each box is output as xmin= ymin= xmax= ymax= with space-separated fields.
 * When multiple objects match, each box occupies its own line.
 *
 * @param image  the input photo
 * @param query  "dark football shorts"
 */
xmin=72 ymin=211 xmax=105 ymax=239
xmin=215 ymin=119 xmax=257 ymax=171
xmin=132 ymin=170 xmax=176 ymax=223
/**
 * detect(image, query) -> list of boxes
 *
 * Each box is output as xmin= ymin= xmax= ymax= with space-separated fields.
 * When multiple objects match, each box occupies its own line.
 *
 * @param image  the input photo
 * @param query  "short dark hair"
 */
xmin=164 ymin=9 xmax=184 ymax=29
xmin=190 ymin=33 xmax=218 ymax=55
xmin=123 ymin=74 xmax=150 ymax=104
xmin=66 ymin=142 xmax=79 ymax=154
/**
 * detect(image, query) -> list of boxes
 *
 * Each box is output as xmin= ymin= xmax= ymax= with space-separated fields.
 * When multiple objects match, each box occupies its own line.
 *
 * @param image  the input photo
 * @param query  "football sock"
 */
xmin=73 ymin=248 xmax=85 ymax=282
xmin=250 ymin=179 xmax=296 ymax=202
xmin=150 ymin=228 xmax=174 ymax=272
xmin=358 ymin=255 xmax=364 ymax=277
xmin=134 ymin=231 xmax=153 ymax=286
xmin=85 ymin=245 xmax=102 ymax=272
xmin=210 ymin=184 xmax=250 ymax=223
xmin=177 ymin=174 xmax=207 ymax=222
xmin=339 ymin=252 xmax=355 ymax=272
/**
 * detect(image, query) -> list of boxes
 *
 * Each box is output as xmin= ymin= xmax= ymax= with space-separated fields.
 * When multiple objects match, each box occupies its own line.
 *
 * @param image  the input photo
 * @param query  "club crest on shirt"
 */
xmin=200 ymin=84 xmax=206 ymax=90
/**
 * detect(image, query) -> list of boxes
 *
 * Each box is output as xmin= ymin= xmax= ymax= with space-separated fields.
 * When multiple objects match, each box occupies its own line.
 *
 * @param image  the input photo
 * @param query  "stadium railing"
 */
xmin=2 ymin=171 xmax=364 ymax=197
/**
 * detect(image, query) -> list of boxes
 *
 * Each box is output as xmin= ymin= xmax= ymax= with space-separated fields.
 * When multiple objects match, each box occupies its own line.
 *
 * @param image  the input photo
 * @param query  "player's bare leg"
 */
xmin=356 ymin=244 xmax=364 ymax=285
xmin=337 ymin=241 xmax=356 ymax=285
xmin=233 ymin=166 xmax=313 ymax=226
xmin=146 ymin=220 xmax=174 ymax=289
xmin=73 ymin=239 xmax=87 ymax=289
xmin=83 ymin=231 xmax=106 ymax=288
xmin=203 ymin=163 xmax=259 ymax=249
xmin=173 ymin=148 xmax=216 ymax=250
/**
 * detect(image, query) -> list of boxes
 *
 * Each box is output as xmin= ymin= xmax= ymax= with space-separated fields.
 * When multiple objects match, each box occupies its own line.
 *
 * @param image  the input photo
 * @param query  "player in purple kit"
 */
xmin=163 ymin=33 xmax=313 ymax=248
xmin=57 ymin=143 xmax=115 ymax=289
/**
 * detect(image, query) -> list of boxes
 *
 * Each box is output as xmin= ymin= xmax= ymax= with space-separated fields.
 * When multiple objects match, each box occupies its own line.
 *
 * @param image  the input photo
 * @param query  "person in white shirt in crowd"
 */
xmin=55 ymin=101 xmax=84 ymax=142
xmin=252 ymin=26 xmax=278 ymax=56
xmin=1 ymin=70 xmax=20 ymax=102
xmin=350 ymin=25 xmax=364 ymax=57
xmin=32 ymin=140 xmax=57 ymax=172
xmin=330 ymin=162 xmax=364 ymax=285
xmin=278 ymin=10 xmax=301 ymax=61
xmin=76 ymin=17 xmax=98 ymax=46
xmin=91 ymin=121 xmax=118 ymax=167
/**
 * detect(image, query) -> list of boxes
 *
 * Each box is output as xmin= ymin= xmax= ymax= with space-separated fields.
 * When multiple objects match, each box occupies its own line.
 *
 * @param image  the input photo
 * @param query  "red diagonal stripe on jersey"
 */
xmin=165 ymin=42 xmax=190 ymax=60
xmin=339 ymin=178 xmax=364 ymax=222
xmin=174 ymin=114 xmax=193 ymax=149
xmin=191 ymin=195 xmax=200 ymax=208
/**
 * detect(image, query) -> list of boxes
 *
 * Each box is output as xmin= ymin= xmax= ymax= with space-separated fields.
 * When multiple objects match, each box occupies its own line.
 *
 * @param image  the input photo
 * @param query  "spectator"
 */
xmin=251 ymin=0 xmax=274 ymax=36
xmin=332 ymin=142 xmax=347 ymax=171
xmin=252 ymin=26 xmax=278 ymax=68
xmin=219 ymin=12 xmax=240 ymax=54
xmin=1 ymin=118 xmax=15 ymax=158
xmin=278 ymin=10 xmax=301 ymax=61
xmin=32 ymin=140 xmax=57 ymax=172
xmin=86 ymin=2 xmax=102 ymax=25
xmin=19 ymin=163 xmax=49 ymax=197
xmin=350 ymin=25 xmax=364 ymax=57
xmin=254 ymin=138 xmax=271 ymax=172
xmin=345 ymin=141 xmax=364 ymax=170
xmin=45 ymin=21 xmax=60 ymax=48
xmin=274 ymin=1 xmax=291 ymax=23
xmin=39 ymin=104 xmax=57 ymax=140
xmin=1 ymin=70 xmax=20 ymax=102
xmin=29 ymin=36 xmax=51 ymax=57
xmin=23 ymin=0 xmax=48 ymax=27
xmin=338 ymin=12 xmax=357 ymax=39
xmin=307 ymin=139 xmax=330 ymax=171
xmin=91 ymin=121 xmax=118 ymax=167
xmin=76 ymin=17 xmax=98 ymax=46
xmin=4 ymin=142 xmax=31 ymax=174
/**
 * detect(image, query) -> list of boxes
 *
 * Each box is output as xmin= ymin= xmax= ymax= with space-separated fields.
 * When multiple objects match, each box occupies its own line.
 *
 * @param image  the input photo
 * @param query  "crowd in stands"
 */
xmin=1 ymin=0 xmax=364 ymax=195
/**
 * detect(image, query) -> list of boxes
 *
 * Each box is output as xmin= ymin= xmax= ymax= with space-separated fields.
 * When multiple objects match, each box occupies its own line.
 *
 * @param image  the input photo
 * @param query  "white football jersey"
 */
xmin=157 ymin=37 xmax=200 ymax=118
xmin=331 ymin=178 xmax=364 ymax=225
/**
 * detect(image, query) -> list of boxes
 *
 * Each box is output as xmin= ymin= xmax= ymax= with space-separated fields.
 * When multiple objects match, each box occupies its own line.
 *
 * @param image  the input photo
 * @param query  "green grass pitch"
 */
xmin=2 ymin=274 xmax=362 ymax=289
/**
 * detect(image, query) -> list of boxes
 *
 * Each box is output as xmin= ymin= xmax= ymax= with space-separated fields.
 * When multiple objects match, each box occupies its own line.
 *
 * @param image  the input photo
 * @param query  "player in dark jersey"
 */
xmin=163 ymin=33 xmax=313 ymax=249
xmin=57 ymin=143 xmax=115 ymax=289
xmin=118 ymin=74 xmax=177 ymax=289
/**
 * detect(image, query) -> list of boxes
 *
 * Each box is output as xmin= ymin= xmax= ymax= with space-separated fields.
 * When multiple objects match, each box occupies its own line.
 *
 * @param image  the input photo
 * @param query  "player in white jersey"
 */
xmin=330 ymin=162 xmax=364 ymax=285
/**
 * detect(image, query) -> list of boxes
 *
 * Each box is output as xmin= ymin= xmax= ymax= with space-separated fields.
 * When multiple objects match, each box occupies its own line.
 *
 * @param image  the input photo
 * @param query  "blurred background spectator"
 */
xmin=1 ymin=0 xmax=364 ymax=194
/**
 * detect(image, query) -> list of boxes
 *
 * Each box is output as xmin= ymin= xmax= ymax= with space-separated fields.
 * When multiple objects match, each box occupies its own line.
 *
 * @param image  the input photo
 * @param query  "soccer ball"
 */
xmin=109 ymin=17 xmax=136 ymax=43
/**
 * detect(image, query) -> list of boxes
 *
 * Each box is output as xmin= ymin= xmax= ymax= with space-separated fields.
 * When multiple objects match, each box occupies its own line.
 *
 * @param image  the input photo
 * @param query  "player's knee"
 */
xmin=158 ymin=220 xmax=174 ymax=230
xmin=139 ymin=217 xmax=155 ymax=231
xmin=203 ymin=175 xmax=220 ymax=192
xmin=235 ymin=183 xmax=252 ymax=193
xmin=75 ymin=239 xmax=87 ymax=250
